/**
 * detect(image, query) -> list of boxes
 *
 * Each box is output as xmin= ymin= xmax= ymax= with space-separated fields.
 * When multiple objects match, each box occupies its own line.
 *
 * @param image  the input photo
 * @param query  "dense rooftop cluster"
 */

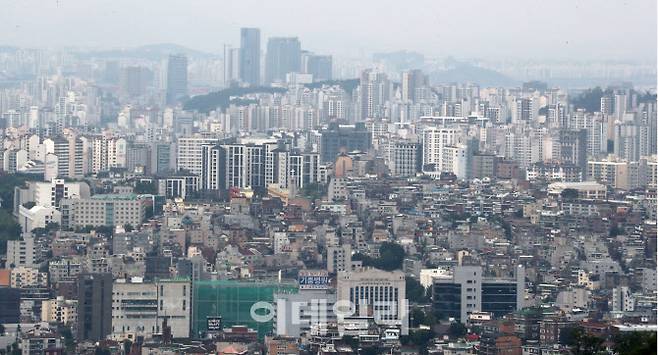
xmin=0 ymin=28 xmax=655 ymax=355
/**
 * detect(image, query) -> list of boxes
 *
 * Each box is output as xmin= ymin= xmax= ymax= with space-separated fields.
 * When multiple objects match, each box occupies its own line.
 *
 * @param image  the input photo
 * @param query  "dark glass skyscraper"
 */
xmin=265 ymin=37 xmax=301 ymax=84
xmin=240 ymin=28 xmax=261 ymax=86
xmin=166 ymin=54 xmax=188 ymax=104
xmin=319 ymin=122 xmax=372 ymax=163
xmin=77 ymin=273 xmax=113 ymax=341
xmin=306 ymin=54 xmax=332 ymax=82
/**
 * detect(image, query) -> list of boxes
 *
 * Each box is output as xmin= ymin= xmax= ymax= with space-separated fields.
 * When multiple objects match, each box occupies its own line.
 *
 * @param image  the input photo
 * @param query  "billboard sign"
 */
xmin=298 ymin=270 xmax=329 ymax=289
xmin=207 ymin=316 xmax=222 ymax=331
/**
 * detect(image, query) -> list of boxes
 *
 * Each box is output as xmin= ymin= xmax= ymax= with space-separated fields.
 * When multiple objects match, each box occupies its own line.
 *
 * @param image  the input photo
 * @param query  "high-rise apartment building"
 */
xmin=559 ymin=129 xmax=588 ymax=171
xmin=327 ymin=244 xmax=352 ymax=274
xmin=88 ymin=136 xmax=127 ymax=173
xmin=613 ymin=121 xmax=641 ymax=161
xmin=223 ymin=44 xmax=241 ymax=87
xmin=240 ymin=28 xmax=261 ymax=86
xmin=77 ymin=273 xmax=113 ymax=341
xmin=120 ymin=66 xmax=152 ymax=97
xmin=385 ymin=140 xmax=421 ymax=177
xmin=515 ymin=98 xmax=533 ymax=122
xmin=7 ymin=236 xmax=37 ymax=267
xmin=587 ymin=158 xmax=646 ymax=190
xmin=202 ymin=141 xmax=321 ymax=193
xmin=265 ymin=37 xmax=302 ymax=84
xmin=176 ymin=136 xmax=220 ymax=176
xmin=166 ymin=54 xmax=188 ymax=104
xmin=305 ymin=54 xmax=333 ymax=82
xmin=401 ymin=69 xmax=428 ymax=103
xmin=359 ymin=70 xmax=390 ymax=120
xmin=151 ymin=142 xmax=175 ymax=175
xmin=42 ymin=136 xmax=84 ymax=178
xmin=421 ymin=126 xmax=460 ymax=176
xmin=319 ymin=123 xmax=372 ymax=163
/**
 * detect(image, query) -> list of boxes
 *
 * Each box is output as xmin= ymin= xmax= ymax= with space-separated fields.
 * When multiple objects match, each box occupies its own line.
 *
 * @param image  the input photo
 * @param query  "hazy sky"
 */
xmin=1 ymin=0 xmax=656 ymax=62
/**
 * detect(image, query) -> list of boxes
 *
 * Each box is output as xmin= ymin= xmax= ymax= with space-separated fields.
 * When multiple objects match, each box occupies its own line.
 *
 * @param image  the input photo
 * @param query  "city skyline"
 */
xmin=0 ymin=2 xmax=655 ymax=354
xmin=0 ymin=0 xmax=656 ymax=62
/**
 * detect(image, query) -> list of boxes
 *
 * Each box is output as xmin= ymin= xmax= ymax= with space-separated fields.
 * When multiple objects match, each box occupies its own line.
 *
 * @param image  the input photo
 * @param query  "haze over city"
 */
xmin=1 ymin=0 xmax=656 ymax=62
xmin=0 ymin=1 xmax=655 ymax=355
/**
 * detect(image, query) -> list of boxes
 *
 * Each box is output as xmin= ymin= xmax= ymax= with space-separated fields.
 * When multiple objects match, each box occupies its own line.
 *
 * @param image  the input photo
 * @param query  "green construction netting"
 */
xmin=193 ymin=280 xmax=298 ymax=339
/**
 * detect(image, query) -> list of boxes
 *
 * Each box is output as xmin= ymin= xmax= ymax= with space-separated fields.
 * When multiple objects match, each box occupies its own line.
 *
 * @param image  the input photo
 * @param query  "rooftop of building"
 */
xmin=90 ymin=193 xmax=139 ymax=200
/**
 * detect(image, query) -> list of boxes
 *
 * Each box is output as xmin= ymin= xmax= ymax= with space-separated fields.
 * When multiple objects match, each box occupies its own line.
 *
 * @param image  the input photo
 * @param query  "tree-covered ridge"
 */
xmin=303 ymin=79 xmax=360 ymax=94
xmin=571 ymin=87 xmax=656 ymax=112
xmin=0 ymin=173 xmax=37 ymax=254
xmin=571 ymin=87 xmax=614 ymax=112
xmin=183 ymin=86 xmax=287 ymax=113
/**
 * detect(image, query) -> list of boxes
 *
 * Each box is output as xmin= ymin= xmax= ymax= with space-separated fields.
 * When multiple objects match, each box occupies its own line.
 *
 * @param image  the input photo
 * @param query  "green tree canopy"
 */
xmin=406 ymin=277 xmax=430 ymax=303
xmin=135 ymin=181 xmax=157 ymax=195
xmin=560 ymin=188 xmax=579 ymax=199
xmin=613 ymin=331 xmax=657 ymax=355
xmin=184 ymin=86 xmax=287 ymax=113
xmin=341 ymin=335 xmax=359 ymax=350
xmin=448 ymin=322 xmax=467 ymax=338
xmin=400 ymin=329 xmax=434 ymax=355
xmin=559 ymin=326 xmax=606 ymax=355
xmin=353 ymin=242 xmax=406 ymax=271
xmin=571 ymin=87 xmax=612 ymax=112
xmin=0 ymin=210 xmax=21 ymax=255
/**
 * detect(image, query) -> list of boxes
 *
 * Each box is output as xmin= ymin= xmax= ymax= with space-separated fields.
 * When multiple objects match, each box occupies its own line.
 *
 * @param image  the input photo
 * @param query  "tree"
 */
xmin=0 ymin=173 xmax=35 ymax=211
xmin=94 ymin=225 xmax=114 ymax=237
xmin=559 ymin=326 xmax=605 ymax=355
xmin=353 ymin=242 xmax=406 ymax=271
xmin=400 ymin=329 xmax=434 ymax=355
xmin=560 ymin=188 xmax=579 ymax=200
xmin=301 ymin=182 xmax=326 ymax=200
xmin=613 ymin=331 xmax=657 ymax=355
xmin=609 ymin=224 xmax=623 ymax=237
xmin=184 ymin=86 xmax=287 ymax=113
xmin=637 ymin=90 xmax=657 ymax=104
xmin=559 ymin=326 xmax=579 ymax=345
xmin=58 ymin=325 xmax=75 ymax=351
xmin=134 ymin=181 xmax=157 ymax=195
xmin=448 ymin=322 xmax=467 ymax=338
xmin=571 ymin=87 xmax=612 ymax=112
xmin=123 ymin=224 xmax=134 ymax=232
xmin=375 ymin=242 xmax=405 ymax=271
xmin=304 ymin=79 xmax=360 ymax=95
xmin=0 ymin=323 xmax=4 ymax=335
xmin=8 ymin=342 xmax=20 ymax=355
xmin=341 ymin=335 xmax=359 ymax=350
xmin=0 ymin=210 xmax=22 ymax=254
xmin=360 ymin=347 xmax=383 ymax=355
xmin=123 ymin=339 xmax=133 ymax=354
xmin=94 ymin=347 xmax=112 ymax=355
xmin=410 ymin=307 xmax=427 ymax=328
xmin=31 ymin=227 xmax=49 ymax=238
xmin=608 ymin=240 xmax=624 ymax=262
xmin=406 ymin=277 xmax=430 ymax=303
